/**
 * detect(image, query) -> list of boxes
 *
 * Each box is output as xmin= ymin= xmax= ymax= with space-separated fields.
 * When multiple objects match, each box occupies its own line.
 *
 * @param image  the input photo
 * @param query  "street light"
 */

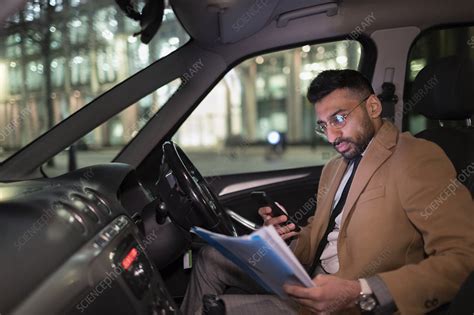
xmin=266 ymin=130 xmax=286 ymax=159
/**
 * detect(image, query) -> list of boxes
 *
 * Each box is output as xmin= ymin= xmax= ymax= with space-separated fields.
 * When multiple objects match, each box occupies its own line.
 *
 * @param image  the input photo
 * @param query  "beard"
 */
xmin=332 ymin=113 xmax=375 ymax=160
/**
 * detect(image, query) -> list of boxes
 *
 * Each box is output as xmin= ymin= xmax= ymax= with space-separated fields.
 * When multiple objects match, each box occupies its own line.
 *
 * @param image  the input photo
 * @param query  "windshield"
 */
xmin=0 ymin=0 xmax=189 ymax=162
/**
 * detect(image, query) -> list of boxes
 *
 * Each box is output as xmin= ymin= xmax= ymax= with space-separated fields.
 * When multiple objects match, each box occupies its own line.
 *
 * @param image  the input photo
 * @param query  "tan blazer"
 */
xmin=293 ymin=120 xmax=474 ymax=314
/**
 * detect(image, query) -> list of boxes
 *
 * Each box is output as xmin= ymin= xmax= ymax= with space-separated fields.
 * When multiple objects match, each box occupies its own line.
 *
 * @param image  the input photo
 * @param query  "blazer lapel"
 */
xmin=309 ymin=157 xmax=348 ymax=253
xmin=340 ymin=121 xmax=399 ymax=235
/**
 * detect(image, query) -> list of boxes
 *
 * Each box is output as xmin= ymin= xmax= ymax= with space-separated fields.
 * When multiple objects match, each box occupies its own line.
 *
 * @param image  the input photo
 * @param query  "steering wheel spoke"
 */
xmin=161 ymin=141 xmax=237 ymax=236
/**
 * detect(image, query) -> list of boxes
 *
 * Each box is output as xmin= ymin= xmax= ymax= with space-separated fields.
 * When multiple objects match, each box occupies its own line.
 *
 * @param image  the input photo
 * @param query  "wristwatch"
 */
xmin=357 ymin=279 xmax=378 ymax=312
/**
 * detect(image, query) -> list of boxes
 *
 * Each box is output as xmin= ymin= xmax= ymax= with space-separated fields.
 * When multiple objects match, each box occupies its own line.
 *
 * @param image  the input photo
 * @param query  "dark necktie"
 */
xmin=308 ymin=155 xmax=362 ymax=276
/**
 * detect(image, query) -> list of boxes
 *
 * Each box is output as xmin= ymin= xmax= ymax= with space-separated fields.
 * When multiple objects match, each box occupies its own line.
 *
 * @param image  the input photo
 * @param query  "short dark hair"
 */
xmin=306 ymin=69 xmax=374 ymax=103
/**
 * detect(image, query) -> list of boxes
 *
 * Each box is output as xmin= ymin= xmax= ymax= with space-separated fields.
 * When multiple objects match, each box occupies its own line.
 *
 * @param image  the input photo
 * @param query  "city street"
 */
xmin=36 ymin=145 xmax=338 ymax=177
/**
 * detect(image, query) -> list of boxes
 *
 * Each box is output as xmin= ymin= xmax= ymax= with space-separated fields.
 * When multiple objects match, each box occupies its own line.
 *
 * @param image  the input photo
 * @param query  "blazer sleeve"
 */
xmin=378 ymin=140 xmax=474 ymax=314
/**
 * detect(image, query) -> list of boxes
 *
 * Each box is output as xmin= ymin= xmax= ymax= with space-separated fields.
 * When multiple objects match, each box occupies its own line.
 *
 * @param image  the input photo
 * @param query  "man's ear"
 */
xmin=366 ymin=95 xmax=383 ymax=118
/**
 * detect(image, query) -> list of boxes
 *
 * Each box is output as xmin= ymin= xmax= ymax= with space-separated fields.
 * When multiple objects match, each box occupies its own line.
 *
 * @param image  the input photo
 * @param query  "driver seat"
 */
xmin=411 ymin=55 xmax=474 ymax=197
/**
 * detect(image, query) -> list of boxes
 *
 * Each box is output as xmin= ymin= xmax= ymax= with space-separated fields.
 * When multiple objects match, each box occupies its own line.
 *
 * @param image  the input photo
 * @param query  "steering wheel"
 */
xmin=161 ymin=141 xmax=237 ymax=236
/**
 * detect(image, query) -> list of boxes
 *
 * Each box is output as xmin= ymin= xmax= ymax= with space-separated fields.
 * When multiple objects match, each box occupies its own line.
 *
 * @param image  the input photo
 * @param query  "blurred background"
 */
xmin=0 ymin=0 xmax=472 ymax=177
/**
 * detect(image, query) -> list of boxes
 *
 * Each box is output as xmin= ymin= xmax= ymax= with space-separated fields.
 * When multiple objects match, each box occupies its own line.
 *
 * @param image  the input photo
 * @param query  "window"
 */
xmin=93 ymin=7 xmax=118 ymax=43
xmin=0 ymin=0 xmax=190 ymax=161
xmin=70 ymin=53 xmax=90 ymax=85
xmin=43 ymin=78 xmax=181 ymax=177
xmin=8 ymin=63 xmax=22 ymax=94
xmin=26 ymin=60 xmax=44 ymax=90
xmin=96 ymin=47 xmax=117 ymax=84
xmin=404 ymin=26 xmax=474 ymax=134
xmin=50 ymin=25 xmax=63 ymax=49
xmin=173 ymin=40 xmax=362 ymax=176
xmin=51 ymin=57 xmax=66 ymax=87
xmin=69 ymin=16 xmax=88 ymax=44
xmin=6 ymin=34 xmax=21 ymax=58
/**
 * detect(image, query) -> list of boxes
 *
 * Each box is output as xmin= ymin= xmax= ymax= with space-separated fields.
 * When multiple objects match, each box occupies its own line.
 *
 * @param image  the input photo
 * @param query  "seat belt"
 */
xmin=377 ymin=67 xmax=398 ymax=121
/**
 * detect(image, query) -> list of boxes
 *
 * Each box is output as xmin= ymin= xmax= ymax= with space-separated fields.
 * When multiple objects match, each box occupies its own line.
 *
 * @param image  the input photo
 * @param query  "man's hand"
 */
xmin=258 ymin=203 xmax=300 ymax=240
xmin=283 ymin=275 xmax=360 ymax=314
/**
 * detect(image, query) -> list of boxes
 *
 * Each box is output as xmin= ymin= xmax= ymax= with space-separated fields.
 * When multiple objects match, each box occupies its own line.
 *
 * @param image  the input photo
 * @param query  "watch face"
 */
xmin=359 ymin=294 xmax=377 ymax=311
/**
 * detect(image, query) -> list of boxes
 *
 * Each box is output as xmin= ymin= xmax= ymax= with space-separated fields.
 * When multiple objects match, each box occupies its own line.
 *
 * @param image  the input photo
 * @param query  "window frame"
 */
xmin=169 ymin=36 xmax=376 ymax=176
xmin=402 ymin=23 xmax=474 ymax=132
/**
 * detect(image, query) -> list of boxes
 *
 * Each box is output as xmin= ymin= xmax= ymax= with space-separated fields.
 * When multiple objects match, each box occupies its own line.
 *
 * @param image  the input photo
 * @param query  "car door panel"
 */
xmin=209 ymin=165 xmax=323 ymax=229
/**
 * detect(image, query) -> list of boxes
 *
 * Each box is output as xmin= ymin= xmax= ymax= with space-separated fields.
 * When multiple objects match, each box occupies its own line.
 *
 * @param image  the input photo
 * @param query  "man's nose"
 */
xmin=326 ymin=126 xmax=342 ymax=143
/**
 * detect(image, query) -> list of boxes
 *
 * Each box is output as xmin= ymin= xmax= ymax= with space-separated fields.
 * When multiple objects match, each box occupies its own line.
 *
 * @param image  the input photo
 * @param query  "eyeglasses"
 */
xmin=315 ymin=94 xmax=371 ymax=135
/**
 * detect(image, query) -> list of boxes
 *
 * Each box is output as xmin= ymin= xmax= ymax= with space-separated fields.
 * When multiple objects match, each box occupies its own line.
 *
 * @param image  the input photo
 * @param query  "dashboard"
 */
xmin=0 ymin=163 xmax=181 ymax=314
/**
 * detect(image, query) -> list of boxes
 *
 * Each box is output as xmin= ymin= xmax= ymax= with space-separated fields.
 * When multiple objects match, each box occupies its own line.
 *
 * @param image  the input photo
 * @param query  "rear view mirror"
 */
xmin=115 ymin=0 xmax=165 ymax=44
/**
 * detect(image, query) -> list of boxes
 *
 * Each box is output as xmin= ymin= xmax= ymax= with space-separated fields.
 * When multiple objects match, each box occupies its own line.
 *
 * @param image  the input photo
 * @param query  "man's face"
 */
xmin=315 ymin=88 xmax=375 ymax=160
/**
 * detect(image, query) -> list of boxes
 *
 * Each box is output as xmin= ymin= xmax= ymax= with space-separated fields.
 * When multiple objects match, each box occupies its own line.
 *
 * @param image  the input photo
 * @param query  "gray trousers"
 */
xmin=180 ymin=246 xmax=299 ymax=315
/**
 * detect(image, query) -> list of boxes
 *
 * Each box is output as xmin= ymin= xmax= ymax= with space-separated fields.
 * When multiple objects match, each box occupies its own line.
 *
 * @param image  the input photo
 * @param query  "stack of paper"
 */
xmin=192 ymin=225 xmax=315 ymax=297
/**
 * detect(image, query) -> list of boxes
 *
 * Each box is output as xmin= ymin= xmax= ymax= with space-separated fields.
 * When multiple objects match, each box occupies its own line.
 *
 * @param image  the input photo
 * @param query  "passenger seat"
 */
xmin=410 ymin=56 xmax=474 ymax=198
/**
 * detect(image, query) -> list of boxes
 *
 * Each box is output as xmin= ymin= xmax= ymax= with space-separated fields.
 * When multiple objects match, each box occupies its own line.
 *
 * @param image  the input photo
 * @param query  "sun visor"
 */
xmin=171 ymin=0 xmax=340 ymax=45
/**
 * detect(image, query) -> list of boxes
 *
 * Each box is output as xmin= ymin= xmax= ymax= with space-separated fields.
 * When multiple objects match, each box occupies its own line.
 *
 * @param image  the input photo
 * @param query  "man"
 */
xmin=180 ymin=70 xmax=474 ymax=314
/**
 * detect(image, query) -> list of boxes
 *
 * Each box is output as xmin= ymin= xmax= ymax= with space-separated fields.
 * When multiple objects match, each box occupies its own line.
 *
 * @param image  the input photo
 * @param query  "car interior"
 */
xmin=0 ymin=0 xmax=473 ymax=314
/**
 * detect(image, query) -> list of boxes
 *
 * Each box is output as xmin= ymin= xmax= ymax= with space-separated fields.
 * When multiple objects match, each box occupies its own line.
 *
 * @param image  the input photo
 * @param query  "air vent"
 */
xmin=54 ymin=202 xmax=87 ymax=235
xmin=70 ymin=193 xmax=100 ymax=223
xmin=84 ymin=188 xmax=112 ymax=216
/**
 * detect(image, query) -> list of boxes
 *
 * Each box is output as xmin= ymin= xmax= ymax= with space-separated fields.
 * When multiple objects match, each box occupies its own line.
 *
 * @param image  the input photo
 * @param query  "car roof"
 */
xmin=172 ymin=0 xmax=474 ymax=48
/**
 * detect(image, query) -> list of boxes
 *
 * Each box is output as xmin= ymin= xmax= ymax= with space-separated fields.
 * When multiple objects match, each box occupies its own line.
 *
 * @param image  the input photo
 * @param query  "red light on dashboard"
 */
xmin=121 ymin=248 xmax=138 ymax=270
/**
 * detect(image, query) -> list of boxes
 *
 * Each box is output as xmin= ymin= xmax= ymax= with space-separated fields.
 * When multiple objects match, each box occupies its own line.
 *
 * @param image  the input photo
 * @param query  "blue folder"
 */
xmin=192 ymin=225 xmax=314 ymax=298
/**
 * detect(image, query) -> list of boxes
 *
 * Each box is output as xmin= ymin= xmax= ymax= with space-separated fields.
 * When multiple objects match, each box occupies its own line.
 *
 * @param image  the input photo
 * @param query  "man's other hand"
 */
xmin=258 ymin=203 xmax=300 ymax=240
xmin=283 ymin=275 xmax=360 ymax=313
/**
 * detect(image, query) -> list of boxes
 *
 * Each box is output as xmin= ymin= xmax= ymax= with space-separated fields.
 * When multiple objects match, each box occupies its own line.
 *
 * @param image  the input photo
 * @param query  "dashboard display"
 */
xmin=121 ymin=247 xmax=138 ymax=270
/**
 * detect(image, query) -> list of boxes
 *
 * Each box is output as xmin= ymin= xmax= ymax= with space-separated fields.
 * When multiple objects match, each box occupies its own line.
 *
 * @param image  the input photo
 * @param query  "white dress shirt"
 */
xmin=319 ymin=159 xmax=357 ymax=274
